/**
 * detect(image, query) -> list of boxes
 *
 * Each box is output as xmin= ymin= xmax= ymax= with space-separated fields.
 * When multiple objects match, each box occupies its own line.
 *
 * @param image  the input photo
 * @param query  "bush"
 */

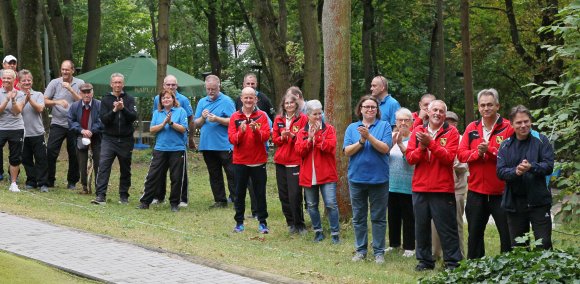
xmin=419 ymin=238 xmax=580 ymax=284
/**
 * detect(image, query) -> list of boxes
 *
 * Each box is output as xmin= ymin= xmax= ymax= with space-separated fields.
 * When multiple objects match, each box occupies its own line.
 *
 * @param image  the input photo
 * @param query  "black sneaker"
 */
xmin=313 ymin=231 xmax=325 ymax=242
xmin=331 ymin=235 xmax=340 ymax=244
xmin=137 ymin=203 xmax=149 ymax=209
xmin=91 ymin=196 xmax=106 ymax=205
xmin=171 ymin=205 xmax=179 ymax=212
xmin=209 ymin=202 xmax=227 ymax=209
xmin=67 ymin=183 xmax=76 ymax=190
xmin=119 ymin=197 xmax=129 ymax=205
xmin=415 ymin=263 xmax=435 ymax=271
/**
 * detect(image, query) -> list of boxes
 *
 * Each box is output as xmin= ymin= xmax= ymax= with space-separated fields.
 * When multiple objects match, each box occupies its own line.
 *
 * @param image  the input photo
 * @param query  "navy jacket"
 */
xmin=68 ymin=98 xmax=103 ymax=139
xmin=497 ymin=130 xmax=554 ymax=212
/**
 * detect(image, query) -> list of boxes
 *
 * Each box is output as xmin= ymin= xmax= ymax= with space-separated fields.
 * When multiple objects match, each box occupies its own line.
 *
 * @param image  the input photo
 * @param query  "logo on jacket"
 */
xmin=255 ymin=123 xmax=262 ymax=129
xmin=440 ymin=138 xmax=447 ymax=146
xmin=496 ymin=136 xmax=504 ymax=144
xmin=292 ymin=125 xmax=299 ymax=132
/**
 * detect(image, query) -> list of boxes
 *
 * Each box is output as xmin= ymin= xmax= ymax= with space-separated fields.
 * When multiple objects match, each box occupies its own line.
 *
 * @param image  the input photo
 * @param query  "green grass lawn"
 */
xmin=0 ymin=250 xmax=98 ymax=284
xmin=0 ymin=149 xmax=577 ymax=283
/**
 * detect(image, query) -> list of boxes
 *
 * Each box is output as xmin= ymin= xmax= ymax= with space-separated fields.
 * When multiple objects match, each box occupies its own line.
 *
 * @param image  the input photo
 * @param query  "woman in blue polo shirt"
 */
xmin=343 ymin=95 xmax=392 ymax=264
xmin=138 ymin=90 xmax=188 ymax=212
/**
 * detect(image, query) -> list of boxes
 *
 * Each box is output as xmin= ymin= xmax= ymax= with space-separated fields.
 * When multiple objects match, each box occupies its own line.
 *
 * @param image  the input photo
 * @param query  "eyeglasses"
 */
xmin=80 ymin=89 xmax=92 ymax=94
xmin=396 ymin=118 xmax=411 ymax=122
xmin=164 ymin=83 xmax=177 ymax=87
xmin=361 ymin=105 xmax=377 ymax=110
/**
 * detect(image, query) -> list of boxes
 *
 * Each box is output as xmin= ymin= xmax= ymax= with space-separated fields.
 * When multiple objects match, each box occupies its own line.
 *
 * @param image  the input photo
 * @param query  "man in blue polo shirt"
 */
xmin=194 ymin=75 xmax=236 ymax=209
xmin=370 ymin=76 xmax=400 ymax=129
xmin=151 ymin=75 xmax=195 ymax=207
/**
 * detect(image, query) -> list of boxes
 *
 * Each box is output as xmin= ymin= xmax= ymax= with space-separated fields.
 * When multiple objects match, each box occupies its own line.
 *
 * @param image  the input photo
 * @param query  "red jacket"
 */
xmin=228 ymin=109 xmax=271 ymax=165
xmin=458 ymin=116 xmax=514 ymax=195
xmin=295 ymin=122 xmax=338 ymax=187
xmin=411 ymin=111 xmax=423 ymax=130
xmin=273 ymin=113 xmax=308 ymax=165
xmin=406 ymin=122 xmax=459 ymax=193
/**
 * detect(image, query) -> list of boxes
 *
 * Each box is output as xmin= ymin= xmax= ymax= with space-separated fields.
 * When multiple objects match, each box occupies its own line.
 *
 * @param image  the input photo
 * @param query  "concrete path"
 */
xmin=0 ymin=212 xmax=267 ymax=284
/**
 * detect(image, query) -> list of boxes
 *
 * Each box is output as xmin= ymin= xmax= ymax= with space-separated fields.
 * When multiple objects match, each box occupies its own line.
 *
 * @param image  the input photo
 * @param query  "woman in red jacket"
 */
xmin=273 ymin=89 xmax=308 ymax=234
xmin=295 ymin=100 xmax=340 ymax=244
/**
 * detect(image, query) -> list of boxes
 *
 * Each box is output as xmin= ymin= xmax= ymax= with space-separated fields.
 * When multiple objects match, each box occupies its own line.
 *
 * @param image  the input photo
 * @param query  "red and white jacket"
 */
xmin=273 ymin=113 xmax=308 ymax=165
xmin=295 ymin=122 xmax=338 ymax=187
xmin=411 ymin=111 xmax=424 ymax=130
xmin=406 ymin=122 xmax=459 ymax=193
xmin=228 ymin=108 xmax=271 ymax=165
xmin=458 ymin=116 xmax=514 ymax=195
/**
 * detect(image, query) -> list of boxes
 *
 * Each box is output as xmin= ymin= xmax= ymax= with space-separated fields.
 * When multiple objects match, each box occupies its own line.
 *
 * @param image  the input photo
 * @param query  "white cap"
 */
xmin=3 ymin=55 xmax=17 ymax=63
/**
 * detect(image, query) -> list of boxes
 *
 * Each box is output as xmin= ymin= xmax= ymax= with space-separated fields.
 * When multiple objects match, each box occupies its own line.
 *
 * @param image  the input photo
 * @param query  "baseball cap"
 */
xmin=3 ymin=55 xmax=17 ymax=64
xmin=79 ymin=83 xmax=94 ymax=91
xmin=445 ymin=111 xmax=459 ymax=122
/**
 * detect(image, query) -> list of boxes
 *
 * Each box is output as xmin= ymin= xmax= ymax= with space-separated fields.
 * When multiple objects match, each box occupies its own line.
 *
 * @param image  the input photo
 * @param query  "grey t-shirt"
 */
xmin=22 ymin=90 xmax=46 ymax=137
xmin=44 ymin=77 xmax=84 ymax=127
xmin=0 ymin=87 xmax=25 ymax=130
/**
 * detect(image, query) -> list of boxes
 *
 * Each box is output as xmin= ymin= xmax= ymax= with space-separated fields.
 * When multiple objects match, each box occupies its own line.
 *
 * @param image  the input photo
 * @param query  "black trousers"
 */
xmin=233 ymin=164 xmax=268 ymax=224
xmin=202 ymin=150 xmax=235 ymax=203
xmin=507 ymin=200 xmax=552 ymax=250
xmin=155 ymin=150 xmax=189 ymax=203
xmin=413 ymin=192 xmax=462 ymax=268
xmin=388 ymin=192 xmax=415 ymax=250
xmin=46 ymin=125 xmax=79 ymax=186
xmin=22 ymin=135 xmax=48 ymax=187
xmin=465 ymin=191 xmax=512 ymax=259
xmin=275 ymin=164 xmax=304 ymax=228
xmin=95 ymin=135 xmax=133 ymax=199
xmin=141 ymin=150 xmax=186 ymax=206
xmin=77 ymin=137 xmax=101 ymax=188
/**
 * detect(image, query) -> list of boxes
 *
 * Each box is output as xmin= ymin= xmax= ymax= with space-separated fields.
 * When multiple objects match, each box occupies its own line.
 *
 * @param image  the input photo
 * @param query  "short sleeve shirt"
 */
xmin=343 ymin=119 xmax=392 ymax=184
xmin=152 ymin=92 xmax=194 ymax=118
xmin=379 ymin=94 xmax=400 ymax=128
xmin=151 ymin=107 xmax=188 ymax=151
xmin=45 ymin=77 xmax=84 ymax=127
xmin=194 ymin=93 xmax=235 ymax=151
xmin=0 ymin=87 xmax=25 ymax=130
xmin=22 ymin=90 xmax=46 ymax=136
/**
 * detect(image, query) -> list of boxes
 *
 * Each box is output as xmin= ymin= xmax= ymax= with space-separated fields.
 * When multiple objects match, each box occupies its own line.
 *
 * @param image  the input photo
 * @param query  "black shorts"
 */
xmin=0 ymin=129 xmax=25 ymax=166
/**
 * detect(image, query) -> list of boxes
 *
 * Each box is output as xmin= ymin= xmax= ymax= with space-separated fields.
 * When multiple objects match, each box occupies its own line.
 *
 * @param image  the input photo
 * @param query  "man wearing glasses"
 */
xmin=68 ymin=83 xmax=102 ymax=194
xmin=150 ymin=75 xmax=195 ymax=207
xmin=370 ymin=75 xmax=400 ymax=129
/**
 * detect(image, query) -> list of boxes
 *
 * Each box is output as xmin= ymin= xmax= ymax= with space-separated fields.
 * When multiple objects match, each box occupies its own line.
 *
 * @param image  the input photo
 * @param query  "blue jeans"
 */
xmin=304 ymin=183 xmax=340 ymax=235
xmin=349 ymin=181 xmax=389 ymax=256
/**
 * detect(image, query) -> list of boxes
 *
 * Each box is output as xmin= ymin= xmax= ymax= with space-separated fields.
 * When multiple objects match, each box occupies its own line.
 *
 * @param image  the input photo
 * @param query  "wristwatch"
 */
xmin=169 ymin=121 xmax=174 ymax=126
xmin=358 ymin=139 xmax=364 ymax=145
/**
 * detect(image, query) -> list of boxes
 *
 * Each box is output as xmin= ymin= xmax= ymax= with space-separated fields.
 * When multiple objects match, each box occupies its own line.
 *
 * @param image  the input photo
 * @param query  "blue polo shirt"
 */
xmin=343 ymin=119 xmax=392 ymax=184
xmin=194 ymin=93 xmax=235 ymax=151
xmin=153 ymin=92 xmax=194 ymax=118
xmin=379 ymin=94 xmax=400 ymax=128
xmin=151 ymin=107 xmax=188 ymax=151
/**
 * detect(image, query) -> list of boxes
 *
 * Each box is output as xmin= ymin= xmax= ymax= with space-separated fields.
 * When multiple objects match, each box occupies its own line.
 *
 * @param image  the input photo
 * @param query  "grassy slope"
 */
xmin=0 ymin=149 xmax=576 ymax=283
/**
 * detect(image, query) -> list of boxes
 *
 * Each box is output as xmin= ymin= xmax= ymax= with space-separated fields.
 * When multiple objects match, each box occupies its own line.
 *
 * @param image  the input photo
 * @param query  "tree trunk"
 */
xmin=206 ymin=0 xmax=221 ymax=77
xmin=236 ymin=0 xmax=272 ymax=89
xmin=504 ymin=0 xmax=535 ymax=67
xmin=0 ymin=0 xmax=18 ymax=56
xmin=46 ymin=0 xmax=72 ymax=60
xmin=460 ymin=0 xmax=474 ymax=123
xmin=18 ymin=0 xmax=45 ymax=89
xmin=252 ymin=0 xmax=292 ymax=106
xmin=278 ymin=0 xmax=287 ymax=45
xmin=156 ymin=0 xmax=170 ymax=93
xmin=435 ymin=0 xmax=445 ymax=100
xmin=42 ymin=3 xmax=60 ymax=79
xmin=82 ymin=0 xmax=101 ymax=73
xmin=361 ymin=0 xmax=375 ymax=92
xmin=322 ymin=0 xmax=352 ymax=219
xmin=63 ymin=0 xmax=73 ymax=58
xmin=297 ymin=0 xmax=321 ymax=100
xmin=427 ymin=23 xmax=437 ymax=94
xmin=148 ymin=0 xmax=158 ymax=57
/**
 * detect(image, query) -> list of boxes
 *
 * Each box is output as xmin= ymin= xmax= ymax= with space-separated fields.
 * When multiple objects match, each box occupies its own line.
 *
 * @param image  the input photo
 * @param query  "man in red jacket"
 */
xmin=458 ymin=88 xmax=513 ymax=259
xmin=228 ymin=87 xmax=271 ymax=234
xmin=406 ymin=100 xmax=462 ymax=271
xmin=411 ymin=93 xmax=435 ymax=130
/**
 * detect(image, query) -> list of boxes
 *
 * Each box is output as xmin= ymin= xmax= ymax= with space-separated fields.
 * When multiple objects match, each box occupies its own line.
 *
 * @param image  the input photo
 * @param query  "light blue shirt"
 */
xmin=151 ymin=107 xmax=188 ymax=151
xmin=343 ymin=119 xmax=392 ymax=184
xmin=194 ymin=93 xmax=235 ymax=151
xmin=388 ymin=138 xmax=414 ymax=194
xmin=153 ymin=92 xmax=193 ymax=118
xmin=379 ymin=94 xmax=400 ymax=128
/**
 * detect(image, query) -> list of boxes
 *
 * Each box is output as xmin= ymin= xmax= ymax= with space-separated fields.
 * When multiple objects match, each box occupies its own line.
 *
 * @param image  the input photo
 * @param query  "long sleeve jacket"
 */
xmin=99 ymin=92 xmax=137 ymax=138
xmin=228 ymin=108 xmax=271 ymax=165
xmin=295 ymin=122 xmax=338 ymax=187
xmin=272 ymin=113 xmax=308 ymax=165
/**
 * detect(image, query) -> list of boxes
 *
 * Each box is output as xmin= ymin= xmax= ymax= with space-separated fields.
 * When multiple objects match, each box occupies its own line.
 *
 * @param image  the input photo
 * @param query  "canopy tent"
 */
xmin=76 ymin=53 xmax=205 ymax=98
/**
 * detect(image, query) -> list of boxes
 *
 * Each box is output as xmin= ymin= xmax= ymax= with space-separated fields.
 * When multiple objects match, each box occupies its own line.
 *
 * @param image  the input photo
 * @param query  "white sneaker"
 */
xmin=402 ymin=250 xmax=415 ymax=257
xmin=385 ymin=247 xmax=396 ymax=252
xmin=151 ymin=199 xmax=159 ymax=204
xmin=9 ymin=183 xmax=20 ymax=192
xmin=178 ymin=202 xmax=188 ymax=208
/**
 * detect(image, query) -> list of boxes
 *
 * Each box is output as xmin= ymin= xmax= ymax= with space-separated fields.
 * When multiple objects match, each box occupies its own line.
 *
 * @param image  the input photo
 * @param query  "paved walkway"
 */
xmin=0 ymin=212 xmax=267 ymax=284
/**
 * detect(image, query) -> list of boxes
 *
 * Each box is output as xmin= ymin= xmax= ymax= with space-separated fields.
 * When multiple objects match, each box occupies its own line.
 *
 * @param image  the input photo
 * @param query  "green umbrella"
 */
xmin=76 ymin=53 xmax=205 ymax=98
